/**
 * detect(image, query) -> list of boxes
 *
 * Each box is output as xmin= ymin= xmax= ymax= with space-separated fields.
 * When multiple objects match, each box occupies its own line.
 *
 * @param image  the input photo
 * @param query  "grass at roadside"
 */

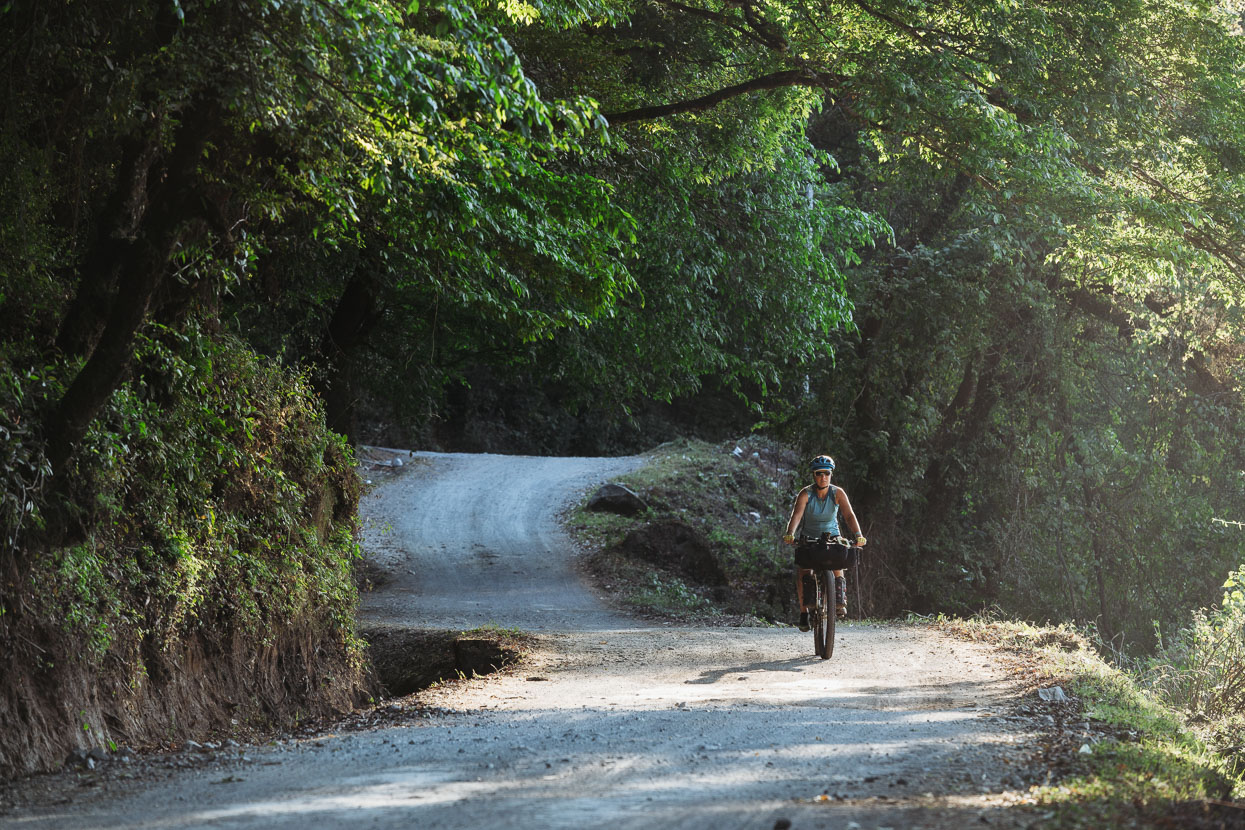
xmin=937 ymin=614 xmax=1244 ymax=827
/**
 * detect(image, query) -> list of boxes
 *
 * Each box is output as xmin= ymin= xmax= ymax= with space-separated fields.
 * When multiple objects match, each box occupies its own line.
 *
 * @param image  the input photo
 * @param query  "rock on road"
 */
xmin=2 ymin=451 xmax=1044 ymax=830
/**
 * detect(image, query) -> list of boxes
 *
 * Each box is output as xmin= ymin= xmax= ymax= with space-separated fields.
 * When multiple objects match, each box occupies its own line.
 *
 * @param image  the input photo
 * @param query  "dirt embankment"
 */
xmin=0 ymin=439 xmax=369 ymax=781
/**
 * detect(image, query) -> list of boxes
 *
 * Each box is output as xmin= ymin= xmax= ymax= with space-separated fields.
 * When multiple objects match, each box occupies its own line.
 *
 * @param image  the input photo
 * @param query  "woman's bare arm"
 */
xmin=784 ymin=489 xmax=810 ymax=541
xmin=836 ymin=488 xmax=865 ymax=542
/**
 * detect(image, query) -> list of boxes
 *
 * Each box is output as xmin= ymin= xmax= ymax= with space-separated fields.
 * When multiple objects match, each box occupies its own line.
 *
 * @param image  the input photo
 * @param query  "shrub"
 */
xmin=1140 ymin=565 xmax=1245 ymax=779
xmin=1148 ymin=566 xmax=1245 ymax=722
xmin=43 ymin=323 xmax=365 ymax=657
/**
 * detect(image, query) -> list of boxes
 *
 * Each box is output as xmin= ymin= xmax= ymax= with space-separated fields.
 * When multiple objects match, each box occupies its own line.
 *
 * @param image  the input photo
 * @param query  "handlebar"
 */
xmin=795 ymin=534 xmax=865 ymax=548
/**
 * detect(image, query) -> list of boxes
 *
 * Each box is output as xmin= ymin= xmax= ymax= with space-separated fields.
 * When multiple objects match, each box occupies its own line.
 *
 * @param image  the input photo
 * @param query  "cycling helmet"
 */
xmin=809 ymin=455 xmax=835 ymax=473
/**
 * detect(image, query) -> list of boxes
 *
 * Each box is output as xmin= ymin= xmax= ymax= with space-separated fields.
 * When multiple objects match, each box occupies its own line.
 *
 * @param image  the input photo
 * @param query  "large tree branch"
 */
xmin=55 ymin=131 xmax=164 ymax=360
xmin=1186 ymin=228 xmax=1245 ymax=279
xmin=603 ymin=68 xmax=843 ymax=125
xmin=1065 ymin=285 xmax=1140 ymax=339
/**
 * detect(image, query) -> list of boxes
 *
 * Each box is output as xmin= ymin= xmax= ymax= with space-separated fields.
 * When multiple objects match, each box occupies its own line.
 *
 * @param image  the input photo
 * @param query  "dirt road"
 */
xmin=358 ymin=449 xmax=642 ymax=632
xmin=1 ymin=451 xmax=1046 ymax=829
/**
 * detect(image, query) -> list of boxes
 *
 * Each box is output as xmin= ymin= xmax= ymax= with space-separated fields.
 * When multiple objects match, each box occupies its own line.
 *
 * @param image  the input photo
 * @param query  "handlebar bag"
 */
xmin=794 ymin=537 xmax=857 ymax=570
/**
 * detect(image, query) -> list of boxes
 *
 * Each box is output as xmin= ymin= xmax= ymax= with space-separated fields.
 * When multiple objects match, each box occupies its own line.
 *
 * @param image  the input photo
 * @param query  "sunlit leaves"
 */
xmin=528 ymin=140 xmax=886 ymax=409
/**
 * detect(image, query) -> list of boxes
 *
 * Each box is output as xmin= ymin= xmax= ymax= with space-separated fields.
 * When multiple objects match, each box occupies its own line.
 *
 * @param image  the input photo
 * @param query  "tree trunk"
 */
xmin=55 ymin=135 xmax=163 ymax=360
xmin=44 ymin=233 xmax=179 ymax=477
xmin=43 ymin=98 xmax=220 ymax=482
xmin=917 ymin=348 xmax=1003 ymax=538
xmin=1086 ymin=491 xmax=1116 ymax=646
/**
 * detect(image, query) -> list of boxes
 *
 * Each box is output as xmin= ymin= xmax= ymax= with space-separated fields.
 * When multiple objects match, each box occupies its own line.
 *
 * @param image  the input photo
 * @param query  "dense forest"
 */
xmin=2 ymin=0 xmax=1244 ymax=775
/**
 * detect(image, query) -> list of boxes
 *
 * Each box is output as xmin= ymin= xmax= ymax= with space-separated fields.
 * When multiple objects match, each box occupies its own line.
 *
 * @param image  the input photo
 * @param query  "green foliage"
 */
xmin=7 ymin=325 xmax=362 ymax=666
xmin=270 ymin=0 xmax=895 ymax=445
xmin=394 ymin=136 xmax=886 ymax=447
xmin=559 ymin=142 xmax=885 ymax=404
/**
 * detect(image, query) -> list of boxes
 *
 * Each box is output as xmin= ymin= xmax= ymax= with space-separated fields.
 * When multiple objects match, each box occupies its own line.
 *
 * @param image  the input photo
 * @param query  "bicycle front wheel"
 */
xmin=814 ymin=569 xmax=834 ymax=659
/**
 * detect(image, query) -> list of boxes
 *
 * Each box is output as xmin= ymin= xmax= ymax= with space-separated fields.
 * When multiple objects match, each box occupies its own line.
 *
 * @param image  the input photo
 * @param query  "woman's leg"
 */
xmin=795 ymin=567 xmax=811 ymax=609
xmin=795 ymin=567 xmax=813 ymax=630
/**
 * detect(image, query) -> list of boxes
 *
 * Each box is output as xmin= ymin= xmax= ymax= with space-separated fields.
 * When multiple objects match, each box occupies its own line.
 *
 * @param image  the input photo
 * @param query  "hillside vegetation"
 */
xmin=571 ymin=437 xmax=801 ymax=624
xmin=1 ymin=331 xmax=367 ymax=776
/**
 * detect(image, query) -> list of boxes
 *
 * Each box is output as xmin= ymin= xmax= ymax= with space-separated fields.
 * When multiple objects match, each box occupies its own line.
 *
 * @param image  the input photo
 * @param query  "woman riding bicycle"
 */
xmin=783 ymin=455 xmax=866 ymax=631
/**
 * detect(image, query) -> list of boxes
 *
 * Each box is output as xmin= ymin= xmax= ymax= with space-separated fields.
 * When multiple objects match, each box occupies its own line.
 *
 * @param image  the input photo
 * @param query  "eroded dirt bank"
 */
xmin=0 ymin=451 xmax=1051 ymax=829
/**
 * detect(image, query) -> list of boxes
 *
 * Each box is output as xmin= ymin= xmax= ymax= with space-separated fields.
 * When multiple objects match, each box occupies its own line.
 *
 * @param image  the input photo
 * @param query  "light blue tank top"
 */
xmin=798 ymin=486 xmax=840 ymax=537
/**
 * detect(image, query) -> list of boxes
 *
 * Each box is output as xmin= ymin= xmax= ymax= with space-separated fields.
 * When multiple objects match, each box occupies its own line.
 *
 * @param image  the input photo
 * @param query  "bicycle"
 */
xmin=795 ymin=534 xmax=858 ymax=660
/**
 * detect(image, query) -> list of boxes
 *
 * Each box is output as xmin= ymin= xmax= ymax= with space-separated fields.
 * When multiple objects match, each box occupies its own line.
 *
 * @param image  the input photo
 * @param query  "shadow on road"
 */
xmin=683 ymin=655 xmax=818 ymax=684
xmin=141 ymin=695 xmax=1040 ymax=830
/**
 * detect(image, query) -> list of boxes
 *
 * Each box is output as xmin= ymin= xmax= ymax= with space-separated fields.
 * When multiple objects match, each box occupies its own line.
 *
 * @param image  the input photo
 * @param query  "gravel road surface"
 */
xmin=358 ymin=449 xmax=643 ymax=632
xmin=1 ymin=451 xmax=1047 ymax=829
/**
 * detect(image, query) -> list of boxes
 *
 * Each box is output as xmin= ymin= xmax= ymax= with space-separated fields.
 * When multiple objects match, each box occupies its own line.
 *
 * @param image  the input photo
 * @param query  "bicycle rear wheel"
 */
xmin=813 ymin=569 xmax=834 ymax=659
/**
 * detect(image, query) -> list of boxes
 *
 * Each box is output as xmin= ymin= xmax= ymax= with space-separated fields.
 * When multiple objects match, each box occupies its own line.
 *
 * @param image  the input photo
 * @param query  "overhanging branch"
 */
xmin=602 ymin=68 xmax=843 ymax=125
